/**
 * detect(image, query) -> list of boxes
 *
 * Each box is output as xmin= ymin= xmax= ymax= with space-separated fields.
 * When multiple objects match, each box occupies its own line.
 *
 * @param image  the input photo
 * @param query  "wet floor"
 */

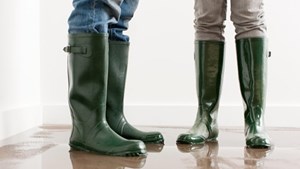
xmin=0 ymin=125 xmax=300 ymax=169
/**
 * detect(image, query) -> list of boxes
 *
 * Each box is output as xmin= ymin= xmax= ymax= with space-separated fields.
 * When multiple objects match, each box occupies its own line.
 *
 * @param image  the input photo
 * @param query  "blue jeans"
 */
xmin=68 ymin=0 xmax=139 ymax=42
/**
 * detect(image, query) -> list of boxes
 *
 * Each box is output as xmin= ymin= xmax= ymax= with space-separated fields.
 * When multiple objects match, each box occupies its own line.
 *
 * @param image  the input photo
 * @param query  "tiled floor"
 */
xmin=1 ymin=125 xmax=300 ymax=169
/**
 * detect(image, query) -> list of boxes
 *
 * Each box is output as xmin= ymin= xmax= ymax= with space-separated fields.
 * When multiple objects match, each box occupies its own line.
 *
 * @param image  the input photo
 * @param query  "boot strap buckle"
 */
xmin=63 ymin=46 xmax=87 ymax=54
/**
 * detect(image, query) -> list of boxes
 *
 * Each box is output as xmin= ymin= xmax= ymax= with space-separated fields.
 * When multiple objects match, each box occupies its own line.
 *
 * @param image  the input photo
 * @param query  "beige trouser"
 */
xmin=194 ymin=0 xmax=267 ymax=41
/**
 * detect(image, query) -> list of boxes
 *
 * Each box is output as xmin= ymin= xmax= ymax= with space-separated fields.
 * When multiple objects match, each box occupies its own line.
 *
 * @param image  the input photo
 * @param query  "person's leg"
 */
xmin=108 ymin=0 xmax=138 ymax=41
xmin=231 ymin=0 xmax=272 ymax=148
xmin=68 ymin=0 xmax=122 ymax=34
xmin=64 ymin=0 xmax=146 ymax=156
xmin=106 ymin=0 xmax=164 ymax=144
xmin=177 ymin=0 xmax=226 ymax=144
xmin=194 ymin=0 xmax=227 ymax=41
xmin=230 ymin=0 xmax=266 ymax=39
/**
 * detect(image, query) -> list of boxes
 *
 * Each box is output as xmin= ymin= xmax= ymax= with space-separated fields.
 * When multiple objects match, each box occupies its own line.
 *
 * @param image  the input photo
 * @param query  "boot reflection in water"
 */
xmin=69 ymin=149 xmax=146 ymax=169
xmin=145 ymin=143 xmax=164 ymax=153
xmin=244 ymin=147 xmax=273 ymax=168
xmin=177 ymin=142 xmax=220 ymax=169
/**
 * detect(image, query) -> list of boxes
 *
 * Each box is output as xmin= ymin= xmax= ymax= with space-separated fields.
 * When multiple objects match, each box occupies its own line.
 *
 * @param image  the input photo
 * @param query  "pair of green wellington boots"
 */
xmin=64 ymin=33 xmax=164 ymax=156
xmin=177 ymin=38 xmax=272 ymax=148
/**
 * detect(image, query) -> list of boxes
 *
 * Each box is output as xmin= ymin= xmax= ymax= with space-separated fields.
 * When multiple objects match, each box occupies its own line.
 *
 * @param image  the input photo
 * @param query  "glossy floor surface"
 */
xmin=1 ymin=125 xmax=300 ymax=169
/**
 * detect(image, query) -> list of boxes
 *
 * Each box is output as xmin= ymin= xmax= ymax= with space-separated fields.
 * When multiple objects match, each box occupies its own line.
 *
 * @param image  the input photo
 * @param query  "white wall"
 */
xmin=1 ymin=0 xmax=296 ymax=159
xmin=40 ymin=0 xmax=300 ymax=127
xmin=0 ymin=0 xmax=42 ymax=140
xmin=40 ymin=1 xmax=71 ymax=106
xmin=1 ymin=0 xmax=299 ymax=140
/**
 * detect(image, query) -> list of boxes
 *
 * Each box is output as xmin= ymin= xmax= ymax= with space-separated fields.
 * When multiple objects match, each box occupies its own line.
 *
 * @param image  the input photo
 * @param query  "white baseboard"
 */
xmin=1 ymin=104 xmax=297 ymax=141
xmin=42 ymin=104 xmax=300 ymax=128
xmin=43 ymin=105 xmax=71 ymax=125
xmin=0 ymin=106 xmax=43 ymax=140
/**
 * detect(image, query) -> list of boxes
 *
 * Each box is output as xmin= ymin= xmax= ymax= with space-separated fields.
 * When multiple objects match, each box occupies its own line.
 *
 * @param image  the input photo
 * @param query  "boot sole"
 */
xmin=69 ymin=141 xmax=147 ymax=157
xmin=176 ymin=137 xmax=217 ymax=145
xmin=143 ymin=138 xmax=165 ymax=144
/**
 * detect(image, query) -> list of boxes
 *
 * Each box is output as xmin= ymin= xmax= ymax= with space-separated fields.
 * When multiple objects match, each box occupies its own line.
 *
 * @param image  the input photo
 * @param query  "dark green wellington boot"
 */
xmin=177 ymin=41 xmax=225 ymax=144
xmin=65 ymin=33 xmax=146 ymax=156
xmin=106 ymin=40 xmax=164 ymax=144
xmin=236 ymin=37 xmax=272 ymax=148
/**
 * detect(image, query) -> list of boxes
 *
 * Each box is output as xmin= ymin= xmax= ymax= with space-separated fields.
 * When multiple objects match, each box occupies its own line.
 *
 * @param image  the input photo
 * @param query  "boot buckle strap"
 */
xmin=63 ymin=46 xmax=87 ymax=54
xmin=268 ymin=51 xmax=271 ymax=57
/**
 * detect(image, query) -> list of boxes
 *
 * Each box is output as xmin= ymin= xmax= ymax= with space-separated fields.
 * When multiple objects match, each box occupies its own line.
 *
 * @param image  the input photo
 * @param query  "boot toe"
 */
xmin=246 ymin=136 xmax=272 ymax=149
xmin=116 ymin=140 xmax=147 ymax=157
xmin=142 ymin=132 xmax=164 ymax=144
xmin=176 ymin=133 xmax=206 ymax=145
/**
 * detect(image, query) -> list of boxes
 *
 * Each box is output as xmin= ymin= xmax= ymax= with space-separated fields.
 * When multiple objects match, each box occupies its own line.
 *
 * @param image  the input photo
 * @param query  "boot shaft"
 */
xmin=236 ymin=38 xmax=268 ymax=124
xmin=107 ymin=40 xmax=130 ymax=113
xmin=66 ymin=33 xmax=109 ymax=125
xmin=194 ymin=41 xmax=225 ymax=118
xmin=176 ymin=41 xmax=225 ymax=144
xmin=236 ymin=38 xmax=272 ymax=148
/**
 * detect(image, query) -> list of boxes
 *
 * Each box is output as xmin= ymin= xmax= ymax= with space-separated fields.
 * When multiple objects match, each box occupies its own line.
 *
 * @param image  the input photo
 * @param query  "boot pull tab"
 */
xmin=63 ymin=46 xmax=71 ymax=53
xmin=267 ymin=51 xmax=271 ymax=58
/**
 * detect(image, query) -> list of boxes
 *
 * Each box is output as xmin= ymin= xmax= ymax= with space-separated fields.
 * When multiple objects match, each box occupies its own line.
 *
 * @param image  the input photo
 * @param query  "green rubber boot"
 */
xmin=177 ymin=41 xmax=225 ymax=144
xmin=236 ymin=37 xmax=272 ymax=148
xmin=106 ymin=40 xmax=164 ymax=144
xmin=65 ymin=33 xmax=146 ymax=156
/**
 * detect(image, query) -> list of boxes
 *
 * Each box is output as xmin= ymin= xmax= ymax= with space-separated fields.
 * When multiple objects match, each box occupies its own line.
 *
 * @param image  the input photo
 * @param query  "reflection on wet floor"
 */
xmin=177 ymin=142 xmax=274 ymax=169
xmin=70 ymin=149 xmax=146 ymax=169
xmin=0 ymin=125 xmax=300 ymax=169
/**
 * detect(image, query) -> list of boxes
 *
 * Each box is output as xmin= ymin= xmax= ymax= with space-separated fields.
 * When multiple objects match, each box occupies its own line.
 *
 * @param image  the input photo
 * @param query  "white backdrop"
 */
xmin=41 ymin=0 xmax=300 ymax=102
xmin=0 ymin=0 xmax=42 ymax=140
xmin=1 ymin=0 xmax=300 ymax=140
xmin=40 ymin=0 xmax=300 ymax=127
